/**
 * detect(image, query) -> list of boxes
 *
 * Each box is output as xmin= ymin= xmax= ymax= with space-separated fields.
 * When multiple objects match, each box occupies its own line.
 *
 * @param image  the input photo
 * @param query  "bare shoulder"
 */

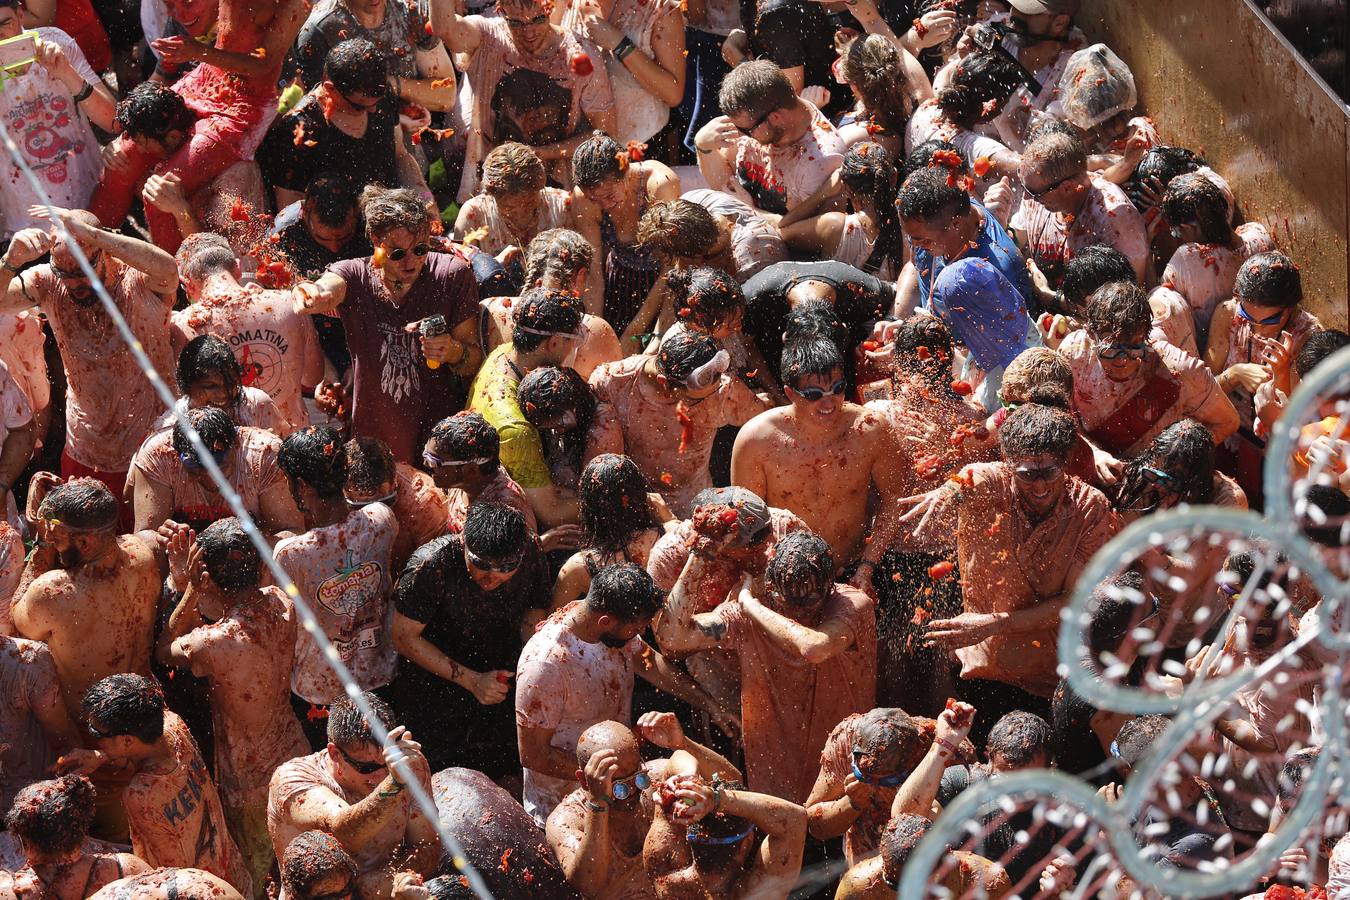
xmin=118 ymin=534 xmax=160 ymax=567
xmin=738 ymin=405 xmax=789 ymax=441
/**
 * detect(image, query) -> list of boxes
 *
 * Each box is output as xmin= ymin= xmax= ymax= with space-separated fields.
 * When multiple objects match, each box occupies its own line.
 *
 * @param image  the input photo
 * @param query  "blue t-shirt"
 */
xmin=914 ymin=200 xmax=1032 ymax=311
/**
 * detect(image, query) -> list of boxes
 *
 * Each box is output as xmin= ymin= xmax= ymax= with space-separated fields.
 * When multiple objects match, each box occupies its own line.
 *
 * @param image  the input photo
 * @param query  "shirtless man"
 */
xmin=0 ymin=210 xmax=178 ymax=518
xmin=834 ymin=813 xmax=1009 ymax=899
xmin=546 ymin=714 xmax=742 ymax=899
xmin=66 ymin=675 xmax=251 ymax=895
xmin=642 ymin=775 xmax=807 ymax=900
xmin=266 ymin=693 xmax=440 ymax=898
xmin=274 ymin=427 xmax=399 ymax=748
xmin=655 ymin=531 xmax=876 ymax=802
xmin=129 ymin=408 xmax=303 ymax=537
xmin=479 ymin=229 xmax=622 ymax=381
xmin=86 ymin=869 xmax=246 ymax=900
xmin=1 ymin=776 xmax=150 ymax=900
xmin=171 ymin=233 xmax=324 ymax=435
xmin=731 ymin=336 xmax=902 ymax=577
xmin=12 ymin=479 xmax=159 ymax=719
xmin=90 ymin=0 xmax=310 ymax=251
xmin=157 ymin=518 xmax=309 ymax=891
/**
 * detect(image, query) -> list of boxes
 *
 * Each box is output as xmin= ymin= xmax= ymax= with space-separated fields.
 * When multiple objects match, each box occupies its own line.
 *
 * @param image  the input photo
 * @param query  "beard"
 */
xmin=58 ymin=545 xmax=83 ymax=568
xmin=598 ymin=633 xmax=631 ymax=649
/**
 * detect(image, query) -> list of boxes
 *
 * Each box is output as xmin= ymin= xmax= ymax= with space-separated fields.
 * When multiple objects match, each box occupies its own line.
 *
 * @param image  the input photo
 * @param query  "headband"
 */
xmin=516 ymin=324 xmax=581 ymax=339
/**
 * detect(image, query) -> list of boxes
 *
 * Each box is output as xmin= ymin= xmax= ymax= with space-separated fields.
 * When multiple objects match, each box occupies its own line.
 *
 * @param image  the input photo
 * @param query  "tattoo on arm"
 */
xmin=696 ymin=618 xmax=726 ymax=642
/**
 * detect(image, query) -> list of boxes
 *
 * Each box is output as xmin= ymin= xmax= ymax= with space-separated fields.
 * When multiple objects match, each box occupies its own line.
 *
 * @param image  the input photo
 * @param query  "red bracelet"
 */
xmin=934 ymin=737 xmax=960 ymax=756
xmin=912 ymin=17 xmax=929 ymax=38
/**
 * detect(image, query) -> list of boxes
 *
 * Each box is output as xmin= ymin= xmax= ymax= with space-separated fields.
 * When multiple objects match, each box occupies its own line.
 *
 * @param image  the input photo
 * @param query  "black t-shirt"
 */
xmin=393 ymin=533 xmax=549 ymax=679
xmin=259 ymin=92 xmax=401 ymax=197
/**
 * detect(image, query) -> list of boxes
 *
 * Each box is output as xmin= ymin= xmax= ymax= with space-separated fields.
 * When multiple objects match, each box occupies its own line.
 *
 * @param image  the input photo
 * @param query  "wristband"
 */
xmin=586 ymin=799 xmax=609 ymax=812
xmin=613 ymin=37 xmax=637 ymax=61
xmin=1 ymin=258 xmax=18 ymax=275
xmin=73 ymin=81 xmax=94 ymax=103
xmin=934 ymin=737 xmax=960 ymax=756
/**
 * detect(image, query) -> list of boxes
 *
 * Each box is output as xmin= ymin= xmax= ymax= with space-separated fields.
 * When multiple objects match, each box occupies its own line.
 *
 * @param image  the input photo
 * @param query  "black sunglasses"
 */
xmin=384 ymin=243 xmax=430 ymax=261
xmin=1026 ymin=170 xmax=1076 ymax=200
xmin=338 ymin=745 xmax=387 ymax=775
xmin=735 ymin=106 xmax=775 ymax=137
xmin=503 ymin=11 xmax=548 ymax=26
xmin=86 ymin=720 xmax=116 ymax=740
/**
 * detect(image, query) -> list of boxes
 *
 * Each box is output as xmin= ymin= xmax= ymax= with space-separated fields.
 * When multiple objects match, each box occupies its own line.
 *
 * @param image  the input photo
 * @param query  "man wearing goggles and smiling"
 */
xmin=1058 ymin=280 xmax=1238 ymax=458
xmin=890 ymin=404 xmax=1117 ymax=744
xmin=546 ymin=713 xmax=741 ymax=898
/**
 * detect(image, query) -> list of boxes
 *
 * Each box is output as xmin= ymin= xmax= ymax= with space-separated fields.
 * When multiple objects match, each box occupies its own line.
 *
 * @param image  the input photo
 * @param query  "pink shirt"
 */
xmin=1060 ymin=331 xmax=1228 ymax=457
xmin=515 ymin=610 xmax=643 ymax=824
xmin=131 ymin=426 xmax=285 ymax=530
xmin=1010 ymin=174 xmax=1148 ymax=288
xmin=589 ymin=355 xmax=765 ymax=516
xmin=720 ymin=585 xmax=876 ymax=803
xmin=123 ymin=712 xmax=251 ymax=894
xmin=0 ymin=359 xmax=32 ymax=527
xmin=172 ymin=284 xmax=322 ymax=434
xmin=729 ymin=103 xmax=844 ymax=216
xmin=275 ymin=503 xmax=400 ymax=704
xmin=1160 ymin=222 xmax=1274 ymax=344
xmin=31 ymin=261 xmax=174 ymax=472
xmin=0 ymin=310 xmax=49 ymax=422
xmin=445 ymin=466 xmax=537 ymax=535
xmin=456 ymin=188 xmax=574 ymax=258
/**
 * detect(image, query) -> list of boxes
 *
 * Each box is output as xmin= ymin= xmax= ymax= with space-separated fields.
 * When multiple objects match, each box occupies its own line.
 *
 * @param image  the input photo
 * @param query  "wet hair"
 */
xmin=891 ymin=316 xmax=954 ymax=389
xmin=1001 ymin=347 xmax=1073 ymax=401
xmin=324 ymin=38 xmax=390 ymax=99
xmin=480 ymin=142 xmax=546 ymax=196
xmin=879 ymin=814 xmax=931 ymax=883
xmin=39 ymin=478 xmax=119 ymax=533
xmin=1085 ymin=569 xmax=1148 ymax=660
xmin=425 ymin=876 xmax=476 ymax=900
xmin=998 ymin=403 xmax=1078 ymax=462
xmin=116 ymin=81 xmax=194 ymax=140
xmin=1059 ymin=245 xmax=1136 ymax=312
xmin=1114 ymin=715 xmax=1170 ymax=769
xmin=571 ymin=132 xmax=628 ymax=189
xmin=1161 ymin=173 xmax=1233 ymax=246
xmin=718 ymin=59 xmax=796 ymax=121
xmin=171 ymin=406 xmax=238 ymax=467
xmin=853 ymin=708 xmax=927 ymax=772
xmin=902 ymin=140 xmax=966 ymax=181
xmin=1277 ymin=747 xmax=1321 ymax=809
xmin=764 ymin=531 xmax=834 ymax=603
xmin=512 ymin=287 xmax=583 ymax=352
xmin=360 ymin=185 xmax=431 ymax=241
xmin=842 ymin=34 xmax=913 ymax=134
xmin=1114 ymin=419 xmax=1216 ymax=511
xmin=279 ymin=426 xmax=348 ymax=500
xmin=782 ymin=336 xmax=845 ymax=390
xmin=463 ymin=501 xmax=529 ymax=561
xmin=685 ymin=778 xmax=754 ymax=871
xmin=1025 ymin=115 xmax=1080 ymax=144
xmin=176 ymin=232 xmax=237 ymax=284
xmin=1296 ymin=328 xmax=1350 ymax=378
xmin=1301 ymin=484 xmax=1350 ymax=547
xmin=936 ymin=51 xmax=1023 ymax=127
xmin=343 ymin=436 xmax=397 ymax=494
xmin=783 ymin=300 xmax=847 ymax=352
xmin=1234 ymin=251 xmax=1303 ymax=308
xmin=81 ymin=674 xmax=165 ymax=744
xmin=638 ymin=200 xmax=721 ymax=262
xmin=1131 ymin=145 xmax=1204 ymax=193
xmin=1085 ymin=281 xmax=1151 ymax=342
xmin=897 ymin=167 xmax=970 ymax=222
xmin=5 ymin=776 xmax=97 ymax=859
xmin=986 ymin=711 xmax=1052 ymax=766
xmin=280 ymin=832 xmax=358 ymax=900
xmin=491 ymin=67 xmax=572 ymax=137
xmin=840 ymin=142 xmax=904 ymax=275
xmin=176 ymin=335 xmax=244 ymax=404
xmin=655 ymin=330 xmax=721 ymax=383
xmin=523 ymin=228 xmax=594 ymax=289
xmin=666 ymin=267 xmax=745 ymax=332
xmin=519 ymin=366 xmax=597 ymax=474
xmin=326 ymin=691 xmax=397 ymax=749
xmin=195 ymin=518 xmax=261 ymax=591
xmin=427 ymin=412 xmax=500 ymax=473
xmin=585 ymin=562 xmax=666 ymax=622
xmin=1022 ymin=131 xmax=1088 ymax=185
xmin=578 ymin=454 xmax=658 ymax=555
xmin=304 ymin=173 xmax=361 ymax=229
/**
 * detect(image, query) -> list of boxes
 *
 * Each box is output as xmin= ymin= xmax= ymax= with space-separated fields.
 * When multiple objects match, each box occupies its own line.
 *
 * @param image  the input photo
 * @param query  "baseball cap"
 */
xmin=693 ymin=486 xmax=771 ymax=547
xmin=1010 ymin=0 xmax=1080 ymax=15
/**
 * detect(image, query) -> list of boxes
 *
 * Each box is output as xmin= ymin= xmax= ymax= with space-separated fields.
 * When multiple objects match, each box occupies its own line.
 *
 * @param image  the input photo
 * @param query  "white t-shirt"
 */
xmin=515 ymin=613 xmax=642 ymax=824
xmin=0 ymin=359 xmax=33 ymax=529
xmin=0 ymin=28 xmax=104 ymax=238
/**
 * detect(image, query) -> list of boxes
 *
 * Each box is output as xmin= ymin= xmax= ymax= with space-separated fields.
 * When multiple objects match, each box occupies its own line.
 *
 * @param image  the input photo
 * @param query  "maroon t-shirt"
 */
xmin=329 ymin=251 xmax=479 ymax=462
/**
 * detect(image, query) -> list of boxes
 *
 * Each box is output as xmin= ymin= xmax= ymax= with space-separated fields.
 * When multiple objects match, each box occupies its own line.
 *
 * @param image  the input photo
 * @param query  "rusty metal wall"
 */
xmin=1077 ymin=0 xmax=1350 ymax=329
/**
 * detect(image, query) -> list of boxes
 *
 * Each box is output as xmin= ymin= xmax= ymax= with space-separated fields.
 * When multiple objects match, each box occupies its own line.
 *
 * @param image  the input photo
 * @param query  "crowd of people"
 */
xmin=0 ymin=0 xmax=1346 ymax=895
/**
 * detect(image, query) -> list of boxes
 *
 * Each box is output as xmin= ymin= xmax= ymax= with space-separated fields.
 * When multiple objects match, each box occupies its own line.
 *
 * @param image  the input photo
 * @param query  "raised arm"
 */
xmin=735 ymin=584 xmax=856 ymax=664
xmin=651 ymin=553 xmax=734 ymax=657
xmin=729 ymin=787 xmax=808 ymax=896
xmin=292 ymin=272 xmax=350 ymax=317
xmin=0 ymin=229 xmax=54 ymax=315
xmin=891 ymin=701 xmax=973 ymax=819
xmin=430 ymin=0 xmax=485 ymax=56
xmin=30 ymin=207 xmax=179 ymax=298
xmin=639 ymin=711 xmax=742 ymax=782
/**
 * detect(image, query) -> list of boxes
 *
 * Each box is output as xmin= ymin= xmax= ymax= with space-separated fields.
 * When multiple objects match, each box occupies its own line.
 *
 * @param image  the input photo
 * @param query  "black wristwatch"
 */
xmin=613 ymin=37 xmax=637 ymax=61
xmin=73 ymin=81 xmax=94 ymax=103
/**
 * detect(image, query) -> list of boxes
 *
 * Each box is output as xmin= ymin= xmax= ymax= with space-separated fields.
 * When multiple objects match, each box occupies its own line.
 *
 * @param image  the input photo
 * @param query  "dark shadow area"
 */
xmin=1252 ymin=0 xmax=1349 ymax=103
